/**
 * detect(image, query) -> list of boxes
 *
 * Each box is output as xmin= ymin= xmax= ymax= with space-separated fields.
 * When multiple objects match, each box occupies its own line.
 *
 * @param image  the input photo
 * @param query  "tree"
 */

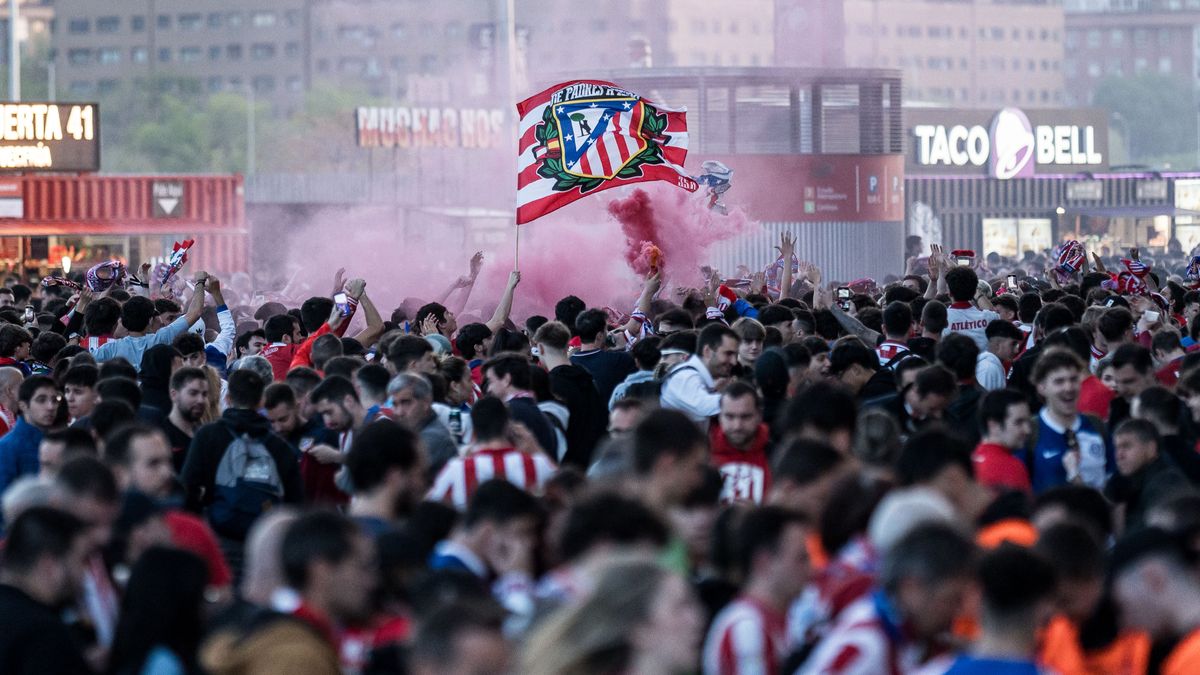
xmin=1092 ymin=74 xmax=1198 ymax=168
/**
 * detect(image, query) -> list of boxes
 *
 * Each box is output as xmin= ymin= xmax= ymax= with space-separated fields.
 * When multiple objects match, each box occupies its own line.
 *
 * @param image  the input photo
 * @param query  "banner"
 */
xmin=516 ymin=79 xmax=696 ymax=224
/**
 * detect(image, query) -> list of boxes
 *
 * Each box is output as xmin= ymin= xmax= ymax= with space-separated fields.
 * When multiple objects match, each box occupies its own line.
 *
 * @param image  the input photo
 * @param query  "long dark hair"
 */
xmin=107 ymin=546 xmax=208 ymax=675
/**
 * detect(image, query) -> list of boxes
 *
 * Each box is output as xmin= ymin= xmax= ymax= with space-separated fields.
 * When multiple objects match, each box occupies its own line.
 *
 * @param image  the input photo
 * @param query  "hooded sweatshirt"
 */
xmin=180 ymin=407 xmax=305 ymax=531
xmin=548 ymin=363 xmax=608 ymax=469
xmin=139 ymin=344 xmax=179 ymax=424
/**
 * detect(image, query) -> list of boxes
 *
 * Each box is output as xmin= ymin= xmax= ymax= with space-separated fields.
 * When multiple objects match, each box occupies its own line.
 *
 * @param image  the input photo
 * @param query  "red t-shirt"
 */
xmin=972 ymin=442 xmax=1031 ymax=494
xmin=1157 ymin=356 xmax=1185 ymax=389
xmin=164 ymin=510 xmax=232 ymax=588
xmin=1078 ymin=375 xmax=1116 ymax=421
xmin=709 ymin=424 xmax=772 ymax=504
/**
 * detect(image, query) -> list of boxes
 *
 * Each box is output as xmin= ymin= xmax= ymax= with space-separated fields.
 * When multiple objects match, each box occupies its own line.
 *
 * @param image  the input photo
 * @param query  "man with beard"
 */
xmin=662 ymin=324 xmax=740 ymax=423
xmin=344 ymin=418 xmax=425 ymax=538
xmin=710 ymin=381 xmax=772 ymax=504
xmin=160 ymin=367 xmax=209 ymax=473
xmin=0 ymin=506 xmax=93 ymax=673
xmin=307 ymin=375 xmax=369 ymax=505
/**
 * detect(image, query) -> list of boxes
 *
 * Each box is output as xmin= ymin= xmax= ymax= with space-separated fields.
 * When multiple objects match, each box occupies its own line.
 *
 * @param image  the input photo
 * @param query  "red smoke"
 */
xmin=607 ymin=186 xmax=752 ymax=289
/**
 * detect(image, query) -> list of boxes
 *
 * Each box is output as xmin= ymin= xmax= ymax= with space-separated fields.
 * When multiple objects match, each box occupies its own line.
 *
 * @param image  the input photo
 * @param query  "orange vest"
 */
xmin=1163 ymin=628 xmax=1200 ymax=675
xmin=1039 ymin=614 xmax=1150 ymax=675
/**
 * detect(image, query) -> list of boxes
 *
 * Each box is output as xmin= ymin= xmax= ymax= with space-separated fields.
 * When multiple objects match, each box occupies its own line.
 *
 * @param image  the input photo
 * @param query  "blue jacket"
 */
xmin=0 ymin=417 xmax=44 ymax=502
xmin=1023 ymin=409 xmax=1112 ymax=494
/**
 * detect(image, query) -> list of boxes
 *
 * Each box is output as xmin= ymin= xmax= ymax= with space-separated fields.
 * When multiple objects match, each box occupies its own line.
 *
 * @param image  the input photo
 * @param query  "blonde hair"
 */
xmin=201 ymin=365 xmax=222 ymax=424
xmin=519 ymin=555 xmax=671 ymax=675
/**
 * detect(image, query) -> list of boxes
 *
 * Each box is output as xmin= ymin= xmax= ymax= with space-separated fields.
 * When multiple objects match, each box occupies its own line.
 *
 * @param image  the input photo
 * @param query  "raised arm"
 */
xmin=183 ymin=272 xmax=210 ymax=325
xmin=924 ymin=246 xmax=942 ymax=300
xmin=777 ymin=231 xmax=796 ymax=300
xmin=621 ymin=272 xmax=661 ymax=335
xmin=486 ymin=271 xmax=521 ymax=334
xmin=831 ymin=303 xmax=881 ymax=346
xmin=351 ymin=290 xmax=385 ymax=347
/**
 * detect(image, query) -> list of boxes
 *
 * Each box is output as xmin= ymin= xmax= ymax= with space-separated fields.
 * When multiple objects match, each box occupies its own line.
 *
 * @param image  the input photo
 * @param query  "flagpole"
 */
xmin=505 ymin=0 xmax=520 ymax=271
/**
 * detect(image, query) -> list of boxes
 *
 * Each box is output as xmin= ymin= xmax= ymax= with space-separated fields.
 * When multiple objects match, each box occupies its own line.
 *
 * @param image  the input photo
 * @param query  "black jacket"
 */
xmin=0 ymin=584 xmax=91 ymax=675
xmin=180 ymin=407 xmax=305 ymax=517
xmin=549 ymin=364 xmax=608 ymax=469
xmin=507 ymin=396 xmax=558 ymax=462
xmin=1105 ymin=455 xmax=1190 ymax=531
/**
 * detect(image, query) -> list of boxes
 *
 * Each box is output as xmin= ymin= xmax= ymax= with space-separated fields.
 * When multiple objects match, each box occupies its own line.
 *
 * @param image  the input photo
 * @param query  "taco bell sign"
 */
xmin=908 ymin=107 xmax=1107 ymax=179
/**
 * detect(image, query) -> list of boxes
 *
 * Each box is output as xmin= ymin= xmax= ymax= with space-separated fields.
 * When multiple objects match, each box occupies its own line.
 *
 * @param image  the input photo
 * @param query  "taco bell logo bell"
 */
xmin=989 ymin=108 xmax=1035 ymax=180
xmin=913 ymin=107 xmax=1104 ymax=179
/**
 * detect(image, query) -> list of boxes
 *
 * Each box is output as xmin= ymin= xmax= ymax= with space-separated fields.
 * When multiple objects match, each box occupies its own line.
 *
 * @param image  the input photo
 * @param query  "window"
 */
xmin=1012 ymin=90 xmax=1021 ymax=102
xmin=391 ymin=22 xmax=406 ymax=37
xmin=1065 ymin=31 xmax=1078 ymax=48
xmin=96 ymin=16 xmax=119 ymax=33
xmin=157 ymin=15 xmax=171 ymax=29
xmin=251 ymin=43 xmax=275 ymax=60
xmin=68 ymin=18 xmax=89 ymax=34
xmin=229 ymin=77 xmax=242 ymax=89
xmin=179 ymin=47 xmax=200 ymax=62
xmin=226 ymin=44 xmax=242 ymax=60
xmin=209 ymin=46 xmax=221 ymax=61
xmin=1088 ymin=63 xmax=1101 ymax=77
xmin=445 ymin=22 xmax=462 ymax=37
xmin=420 ymin=54 xmax=438 ymax=72
xmin=1110 ymin=29 xmax=1123 ymax=46
xmin=227 ymin=12 xmax=243 ymax=28
xmin=252 ymin=75 xmax=275 ymax=93
xmin=390 ymin=55 xmax=407 ymax=70
xmin=991 ymin=27 xmax=1003 ymax=39
xmin=590 ymin=19 xmax=607 ymax=31
xmin=132 ymin=16 xmax=146 ymax=32
xmin=208 ymin=13 xmax=222 ymax=28
xmin=315 ymin=58 xmax=328 ymax=73
xmin=67 ymin=48 xmax=91 ymax=65
xmin=158 ymin=47 xmax=171 ymax=62
xmin=131 ymin=47 xmax=148 ymax=63
xmin=68 ymin=81 xmax=94 ymax=96
xmin=1107 ymin=58 xmax=1122 ymax=75
xmin=1087 ymin=30 xmax=1100 ymax=47
xmin=98 ymin=79 xmax=119 ymax=94
xmin=252 ymin=11 xmax=276 ymax=28
xmin=287 ymin=76 xmax=303 ymax=92
xmin=339 ymin=57 xmax=366 ymax=75
xmin=1065 ymin=59 xmax=1077 ymax=76
xmin=285 ymin=10 xmax=301 ymax=27
xmin=1160 ymin=56 xmax=1173 ymax=72
xmin=207 ymin=76 xmax=223 ymax=92
xmin=1134 ymin=29 xmax=1149 ymax=46
xmin=98 ymin=47 xmax=121 ymax=64
xmin=285 ymin=42 xmax=300 ymax=58
xmin=178 ymin=13 xmax=202 ymax=30
xmin=1160 ymin=29 xmax=1173 ymax=46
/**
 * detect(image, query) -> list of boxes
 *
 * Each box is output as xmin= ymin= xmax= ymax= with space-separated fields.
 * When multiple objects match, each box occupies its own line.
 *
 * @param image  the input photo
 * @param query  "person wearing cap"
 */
xmin=1111 ymin=527 xmax=1200 ymax=675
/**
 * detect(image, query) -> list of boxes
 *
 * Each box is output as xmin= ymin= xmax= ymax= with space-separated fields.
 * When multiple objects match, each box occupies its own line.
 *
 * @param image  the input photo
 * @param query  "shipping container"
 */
xmin=0 ymin=174 xmax=246 ymax=276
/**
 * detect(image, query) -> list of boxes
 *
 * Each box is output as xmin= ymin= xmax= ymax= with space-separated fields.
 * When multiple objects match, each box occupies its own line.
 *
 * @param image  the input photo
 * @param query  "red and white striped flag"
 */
xmin=516 ymin=79 xmax=697 ymax=224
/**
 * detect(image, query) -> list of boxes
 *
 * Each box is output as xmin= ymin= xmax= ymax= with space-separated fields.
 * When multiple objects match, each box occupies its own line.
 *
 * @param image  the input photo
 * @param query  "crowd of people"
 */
xmin=4 ymin=232 xmax=1200 ymax=675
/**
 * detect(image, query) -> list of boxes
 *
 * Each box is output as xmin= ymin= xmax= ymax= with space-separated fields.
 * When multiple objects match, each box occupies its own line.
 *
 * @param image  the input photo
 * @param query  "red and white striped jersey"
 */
xmin=82 ymin=335 xmax=114 ymax=353
xmin=428 ymin=447 xmax=557 ymax=510
xmin=876 ymin=341 xmax=910 ymax=367
xmin=703 ymin=596 xmax=788 ymax=675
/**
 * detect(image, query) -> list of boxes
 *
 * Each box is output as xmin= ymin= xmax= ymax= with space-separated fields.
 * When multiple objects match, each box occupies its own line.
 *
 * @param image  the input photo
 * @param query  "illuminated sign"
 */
xmin=0 ymin=103 xmax=99 ymax=172
xmin=355 ymin=106 xmax=506 ymax=149
xmin=907 ymin=107 xmax=1108 ymax=178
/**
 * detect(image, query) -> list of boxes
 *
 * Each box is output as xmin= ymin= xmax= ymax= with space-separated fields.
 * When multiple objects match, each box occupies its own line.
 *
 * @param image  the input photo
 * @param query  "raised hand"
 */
xmin=507 ymin=270 xmax=521 ymax=289
xmin=331 ymin=267 xmax=347 ymax=295
xmin=421 ymin=314 xmax=440 ymax=335
xmin=469 ymin=251 xmax=484 ymax=278
xmin=346 ymin=278 xmax=366 ymax=300
xmin=776 ymin=231 xmax=797 ymax=260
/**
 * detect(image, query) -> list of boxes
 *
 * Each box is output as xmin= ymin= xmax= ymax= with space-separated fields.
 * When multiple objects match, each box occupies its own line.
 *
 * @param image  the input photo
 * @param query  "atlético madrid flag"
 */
xmin=516 ymin=79 xmax=697 ymax=224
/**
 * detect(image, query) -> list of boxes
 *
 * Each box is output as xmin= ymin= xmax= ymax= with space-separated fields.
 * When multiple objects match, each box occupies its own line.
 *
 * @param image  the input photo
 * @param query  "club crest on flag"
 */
xmin=553 ymin=98 xmax=647 ymax=180
xmin=517 ymin=79 xmax=697 ymax=224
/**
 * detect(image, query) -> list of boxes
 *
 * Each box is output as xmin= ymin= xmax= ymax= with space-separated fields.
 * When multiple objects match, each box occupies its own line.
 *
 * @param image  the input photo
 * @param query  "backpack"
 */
xmin=209 ymin=423 xmax=284 ymax=540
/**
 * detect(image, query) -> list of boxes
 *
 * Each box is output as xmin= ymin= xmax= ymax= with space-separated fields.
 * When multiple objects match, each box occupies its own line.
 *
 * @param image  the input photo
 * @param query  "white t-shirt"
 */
xmin=944 ymin=301 xmax=1000 ymax=351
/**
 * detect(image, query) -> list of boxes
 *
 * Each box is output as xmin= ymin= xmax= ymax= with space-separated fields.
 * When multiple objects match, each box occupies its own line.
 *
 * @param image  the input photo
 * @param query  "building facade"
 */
xmin=50 ymin=0 xmax=311 ymax=114
xmin=1063 ymin=1 xmax=1200 ymax=105
xmin=776 ymin=0 xmax=1067 ymax=108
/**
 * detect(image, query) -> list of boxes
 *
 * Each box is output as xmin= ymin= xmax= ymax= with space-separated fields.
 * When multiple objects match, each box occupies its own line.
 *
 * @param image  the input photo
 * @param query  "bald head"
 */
xmin=0 ymin=366 xmax=22 ymax=408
